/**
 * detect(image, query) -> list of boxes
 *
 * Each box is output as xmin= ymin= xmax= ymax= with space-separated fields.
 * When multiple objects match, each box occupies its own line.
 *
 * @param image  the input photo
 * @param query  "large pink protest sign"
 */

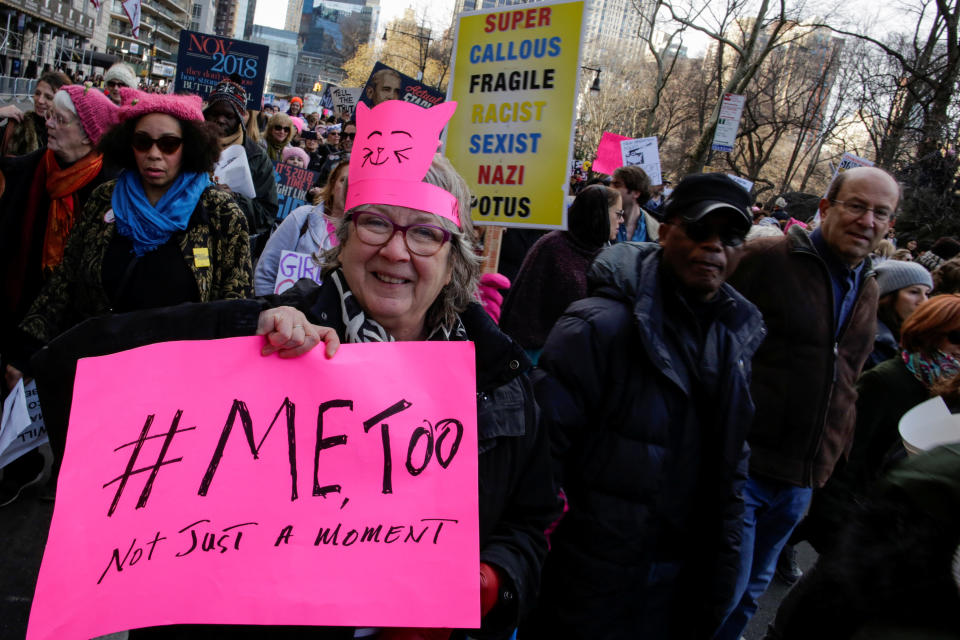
xmin=28 ymin=337 xmax=480 ymax=639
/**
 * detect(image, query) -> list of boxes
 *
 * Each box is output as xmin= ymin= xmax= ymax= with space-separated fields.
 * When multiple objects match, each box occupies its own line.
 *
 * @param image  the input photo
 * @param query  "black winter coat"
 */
xmin=528 ymin=242 xmax=765 ymax=639
xmin=29 ymin=279 xmax=558 ymax=639
xmin=0 ymin=148 xmax=119 ymax=349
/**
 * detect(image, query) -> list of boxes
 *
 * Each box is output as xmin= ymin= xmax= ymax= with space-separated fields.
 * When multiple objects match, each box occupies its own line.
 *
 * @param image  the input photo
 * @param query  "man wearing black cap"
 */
xmin=203 ymin=78 xmax=278 ymax=258
xmin=527 ymin=174 xmax=765 ymax=638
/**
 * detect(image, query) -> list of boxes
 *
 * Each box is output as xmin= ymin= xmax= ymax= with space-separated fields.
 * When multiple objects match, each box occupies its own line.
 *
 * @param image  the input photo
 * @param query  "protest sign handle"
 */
xmin=477 ymin=225 xmax=505 ymax=275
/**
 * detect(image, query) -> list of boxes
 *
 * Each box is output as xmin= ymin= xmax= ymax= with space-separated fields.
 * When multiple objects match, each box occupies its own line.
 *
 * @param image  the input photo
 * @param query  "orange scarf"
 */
xmin=41 ymin=149 xmax=104 ymax=269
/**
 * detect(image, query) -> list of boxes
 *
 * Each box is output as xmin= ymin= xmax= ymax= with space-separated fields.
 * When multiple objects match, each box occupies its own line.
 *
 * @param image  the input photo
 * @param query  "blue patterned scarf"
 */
xmin=111 ymin=170 xmax=212 ymax=256
xmin=902 ymin=349 xmax=960 ymax=388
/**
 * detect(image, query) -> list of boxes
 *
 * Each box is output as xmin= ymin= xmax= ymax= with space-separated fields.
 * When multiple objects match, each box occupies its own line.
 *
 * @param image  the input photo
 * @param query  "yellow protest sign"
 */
xmin=444 ymin=0 xmax=585 ymax=229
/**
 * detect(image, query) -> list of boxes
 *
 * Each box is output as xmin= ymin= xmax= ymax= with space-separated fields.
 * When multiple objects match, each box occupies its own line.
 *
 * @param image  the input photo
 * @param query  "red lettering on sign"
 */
xmin=483 ymin=7 xmax=551 ymax=32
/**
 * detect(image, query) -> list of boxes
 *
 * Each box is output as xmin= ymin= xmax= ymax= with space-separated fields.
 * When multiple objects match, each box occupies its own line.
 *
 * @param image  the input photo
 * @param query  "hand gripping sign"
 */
xmin=28 ymin=338 xmax=480 ymax=639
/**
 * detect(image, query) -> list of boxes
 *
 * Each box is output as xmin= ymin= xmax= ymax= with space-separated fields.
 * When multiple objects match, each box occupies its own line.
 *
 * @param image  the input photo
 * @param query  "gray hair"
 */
xmin=52 ymin=90 xmax=78 ymax=117
xmin=321 ymin=154 xmax=482 ymax=331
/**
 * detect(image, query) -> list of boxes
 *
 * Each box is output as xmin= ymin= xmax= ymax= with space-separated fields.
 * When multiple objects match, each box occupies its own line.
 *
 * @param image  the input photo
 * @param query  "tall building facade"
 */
xmin=191 ymin=0 xmax=218 ymax=34
xmin=95 ymin=0 xmax=191 ymax=84
xmin=295 ymin=0 xmax=379 ymax=94
xmin=0 ymin=0 xmax=100 ymax=78
xmin=286 ymin=0 xmax=304 ymax=33
xmin=249 ymin=24 xmax=298 ymax=94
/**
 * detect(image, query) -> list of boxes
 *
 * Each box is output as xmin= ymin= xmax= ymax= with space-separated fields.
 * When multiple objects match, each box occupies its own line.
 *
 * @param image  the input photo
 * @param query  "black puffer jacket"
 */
xmin=529 ymin=242 xmax=765 ymax=638
xmin=29 ymin=279 xmax=558 ymax=639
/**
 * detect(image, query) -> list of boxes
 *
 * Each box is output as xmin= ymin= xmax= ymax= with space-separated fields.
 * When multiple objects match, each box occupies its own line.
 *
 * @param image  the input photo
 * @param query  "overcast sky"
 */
xmin=254 ymin=0 xmax=456 ymax=32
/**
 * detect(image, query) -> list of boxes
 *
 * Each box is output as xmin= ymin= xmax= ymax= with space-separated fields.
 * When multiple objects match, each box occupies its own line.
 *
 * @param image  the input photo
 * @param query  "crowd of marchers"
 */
xmin=2 ymin=61 xmax=960 ymax=640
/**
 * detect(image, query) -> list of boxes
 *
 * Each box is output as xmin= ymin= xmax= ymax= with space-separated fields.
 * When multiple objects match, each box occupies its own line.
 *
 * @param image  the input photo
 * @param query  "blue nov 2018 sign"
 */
xmin=174 ymin=29 xmax=269 ymax=112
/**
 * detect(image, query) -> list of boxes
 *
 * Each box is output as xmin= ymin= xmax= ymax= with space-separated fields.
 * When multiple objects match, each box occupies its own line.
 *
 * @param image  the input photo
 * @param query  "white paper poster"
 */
xmin=619 ymin=136 xmax=662 ymax=186
xmin=0 ymin=379 xmax=48 ymax=469
xmin=213 ymin=144 xmax=256 ymax=199
xmin=711 ymin=93 xmax=746 ymax=153
xmin=333 ymin=88 xmax=362 ymax=114
xmin=303 ymin=93 xmax=323 ymax=115
xmin=273 ymin=250 xmax=324 ymax=294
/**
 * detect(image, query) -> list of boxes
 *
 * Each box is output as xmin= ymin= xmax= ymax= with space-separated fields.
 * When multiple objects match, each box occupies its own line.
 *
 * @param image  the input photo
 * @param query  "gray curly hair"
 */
xmin=321 ymin=154 xmax=482 ymax=331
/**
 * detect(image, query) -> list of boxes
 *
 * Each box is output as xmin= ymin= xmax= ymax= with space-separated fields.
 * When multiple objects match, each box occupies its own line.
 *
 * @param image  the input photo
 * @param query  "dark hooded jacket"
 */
xmin=530 ymin=242 xmax=765 ymax=638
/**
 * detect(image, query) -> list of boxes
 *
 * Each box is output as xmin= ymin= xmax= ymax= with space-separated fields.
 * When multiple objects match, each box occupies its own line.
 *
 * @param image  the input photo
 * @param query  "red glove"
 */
xmin=378 ymin=628 xmax=451 ymax=640
xmin=477 ymin=273 xmax=511 ymax=324
xmin=480 ymin=562 xmax=503 ymax=618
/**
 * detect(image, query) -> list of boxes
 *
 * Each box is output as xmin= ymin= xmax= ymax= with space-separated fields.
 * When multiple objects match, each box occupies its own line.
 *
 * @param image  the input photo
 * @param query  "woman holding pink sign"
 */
xmin=27 ymin=98 xmax=556 ymax=639
xmin=255 ymin=98 xmax=558 ymax=639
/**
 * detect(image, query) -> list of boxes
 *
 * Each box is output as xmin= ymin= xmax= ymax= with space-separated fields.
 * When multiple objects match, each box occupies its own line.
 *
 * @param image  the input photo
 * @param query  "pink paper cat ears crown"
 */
xmin=345 ymin=100 xmax=460 ymax=227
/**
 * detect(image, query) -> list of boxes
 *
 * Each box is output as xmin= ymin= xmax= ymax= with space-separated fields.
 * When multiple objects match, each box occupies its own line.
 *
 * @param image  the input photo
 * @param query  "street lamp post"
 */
xmin=581 ymin=66 xmax=601 ymax=92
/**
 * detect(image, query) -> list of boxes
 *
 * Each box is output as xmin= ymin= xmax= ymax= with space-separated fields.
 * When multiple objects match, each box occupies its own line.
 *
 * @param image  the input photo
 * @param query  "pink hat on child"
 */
xmin=61 ymin=85 xmax=119 ymax=144
xmin=282 ymin=146 xmax=310 ymax=167
xmin=117 ymin=88 xmax=205 ymax=123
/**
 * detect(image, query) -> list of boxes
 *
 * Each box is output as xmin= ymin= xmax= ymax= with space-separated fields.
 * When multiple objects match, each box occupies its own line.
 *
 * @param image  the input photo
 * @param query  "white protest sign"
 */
xmin=0 ymin=379 xmax=48 ymax=469
xmin=711 ymin=93 xmax=746 ymax=153
xmin=274 ymin=250 xmax=324 ymax=294
xmin=619 ymin=137 xmax=662 ymax=186
xmin=837 ymin=151 xmax=874 ymax=172
xmin=333 ymin=88 xmax=362 ymax=114
xmin=727 ymin=174 xmax=754 ymax=193
xmin=815 ymin=152 xmax=876 ymax=224
xmin=303 ymin=93 xmax=322 ymax=114
xmin=213 ymin=144 xmax=256 ymax=199
xmin=899 ymin=396 xmax=960 ymax=455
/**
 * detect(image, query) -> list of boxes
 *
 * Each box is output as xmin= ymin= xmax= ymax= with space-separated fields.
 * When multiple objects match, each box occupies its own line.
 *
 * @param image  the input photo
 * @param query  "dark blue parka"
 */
xmin=530 ymin=242 xmax=765 ymax=638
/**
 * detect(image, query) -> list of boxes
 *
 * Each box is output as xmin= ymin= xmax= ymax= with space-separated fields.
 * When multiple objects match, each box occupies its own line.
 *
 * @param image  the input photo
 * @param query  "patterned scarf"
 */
xmin=902 ymin=349 xmax=960 ymax=388
xmin=328 ymin=269 xmax=466 ymax=344
xmin=111 ymin=170 xmax=212 ymax=256
xmin=41 ymin=149 xmax=104 ymax=269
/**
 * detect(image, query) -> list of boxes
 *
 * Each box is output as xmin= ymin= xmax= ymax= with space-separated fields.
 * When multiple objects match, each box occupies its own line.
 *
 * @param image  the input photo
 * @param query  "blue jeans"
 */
xmin=714 ymin=475 xmax=812 ymax=640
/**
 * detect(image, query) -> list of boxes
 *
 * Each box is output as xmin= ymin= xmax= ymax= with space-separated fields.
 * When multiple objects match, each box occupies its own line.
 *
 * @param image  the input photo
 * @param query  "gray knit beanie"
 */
xmin=875 ymin=260 xmax=934 ymax=297
xmin=103 ymin=62 xmax=138 ymax=89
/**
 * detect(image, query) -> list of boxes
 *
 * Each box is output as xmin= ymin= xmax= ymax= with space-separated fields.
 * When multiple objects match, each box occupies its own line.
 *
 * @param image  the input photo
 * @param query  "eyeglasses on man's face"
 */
xmin=830 ymin=199 xmax=893 ymax=223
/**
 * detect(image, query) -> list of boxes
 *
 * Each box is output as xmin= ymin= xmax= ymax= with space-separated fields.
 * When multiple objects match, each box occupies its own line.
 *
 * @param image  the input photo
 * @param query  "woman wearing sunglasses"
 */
xmin=499 ymin=184 xmax=621 ymax=363
xmin=17 ymin=89 xmax=252 ymax=355
xmin=793 ymin=293 xmax=960 ymax=557
xmin=262 ymin=111 xmax=295 ymax=162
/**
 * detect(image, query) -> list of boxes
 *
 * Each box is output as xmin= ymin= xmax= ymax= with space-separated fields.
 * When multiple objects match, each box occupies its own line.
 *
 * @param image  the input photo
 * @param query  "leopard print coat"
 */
xmin=21 ymin=179 xmax=253 ymax=344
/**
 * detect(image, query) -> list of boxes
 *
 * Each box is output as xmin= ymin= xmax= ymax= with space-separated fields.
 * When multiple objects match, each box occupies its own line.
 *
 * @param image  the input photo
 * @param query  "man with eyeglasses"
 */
xmin=203 ymin=78 xmax=278 ymax=259
xmin=715 ymin=166 xmax=900 ymax=640
xmin=528 ymin=174 xmax=765 ymax=637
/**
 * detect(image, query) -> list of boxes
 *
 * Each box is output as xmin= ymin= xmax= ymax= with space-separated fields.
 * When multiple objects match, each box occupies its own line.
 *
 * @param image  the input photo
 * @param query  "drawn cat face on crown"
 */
xmin=353 ymin=100 xmax=457 ymax=179
xmin=346 ymin=100 xmax=461 ymax=227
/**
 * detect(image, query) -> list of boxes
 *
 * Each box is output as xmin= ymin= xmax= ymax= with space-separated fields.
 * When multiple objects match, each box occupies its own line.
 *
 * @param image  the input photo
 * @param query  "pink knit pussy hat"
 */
xmin=61 ymin=85 xmax=119 ymax=145
xmin=117 ymin=88 xmax=205 ymax=123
